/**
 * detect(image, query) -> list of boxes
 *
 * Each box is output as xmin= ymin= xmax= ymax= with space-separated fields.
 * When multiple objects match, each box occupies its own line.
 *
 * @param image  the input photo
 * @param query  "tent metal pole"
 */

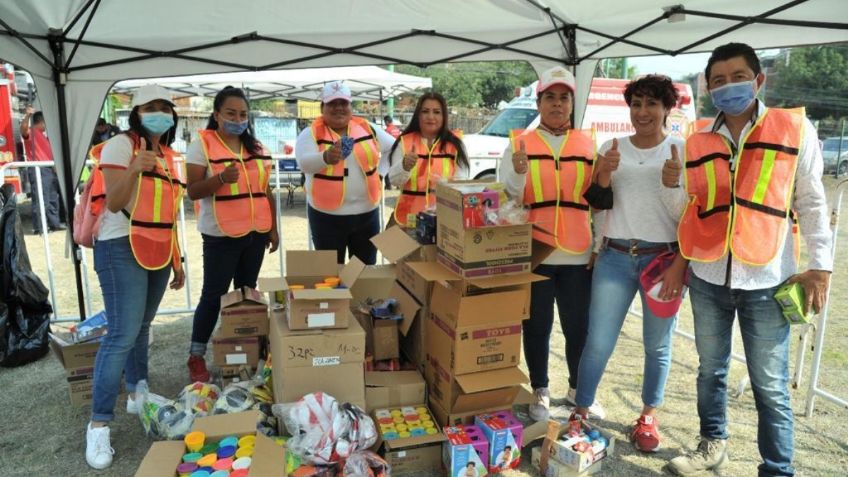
xmin=48 ymin=30 xmax=87 ymax=320
xmin=63 ymin=0 xmax=102 ymax=69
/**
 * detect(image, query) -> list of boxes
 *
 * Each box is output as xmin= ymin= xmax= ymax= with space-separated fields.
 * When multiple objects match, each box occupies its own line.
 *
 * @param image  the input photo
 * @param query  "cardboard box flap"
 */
xmin=248 ymin=433 xmax=286 ymax=476
xmin=371 ymin=226 xmax=421 ymax=263
xmin=192 ymin=410 xmax=261 ymax=440
xmin=221 ymin=287 xmax=268 ymax=308
xmin=48 ymin=332 xmax=69 ymax=368
xmin=258 ymin=276 xmax=287 ymax=293
xmin=392 ymin=282 xmax=421 ymax=336
xmin=465 ymin=271 xmax=547 ymax=289
xmin=339 ymin=255 xmax=366 ymax=288
xmin=455 ymin=367 xmax=529 ymax=394
xmin=133 ymin=441 xmax=185 ymax=477
xmin=287 ymin=250 xmax=339 ymax=277
xmin=365 ymin=370 xmax=423 ymax=387
xmin=431 ymin=283 xmax=526 ymax=326
xmin=405 ymin=260 xmax=459 ymax=283
xmin=531 ymin=241 xmax=556 ymax=270
xmin=452 ymin=386 xmax=521 ymax=414
xmin=291 ymin=288 xmax=353 ymax=300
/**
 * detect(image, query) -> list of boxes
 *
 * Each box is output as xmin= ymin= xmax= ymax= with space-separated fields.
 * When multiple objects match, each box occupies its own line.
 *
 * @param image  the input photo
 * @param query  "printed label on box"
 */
xmin=225 ymin=353 xmax=248 ymax=365
xmin=308 ymin=312 xmax=336 ymax=327
xmin=313 ymin=356 xmax=341 ymax=367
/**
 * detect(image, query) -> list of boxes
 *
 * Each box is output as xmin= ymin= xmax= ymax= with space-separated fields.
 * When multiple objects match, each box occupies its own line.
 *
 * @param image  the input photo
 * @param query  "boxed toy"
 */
xmin=538 ymin=420 xmax=616 ymax=475
xmin=373 ymin=405 xmax=445 ymax=473
xmin=474 ymin=410 xmax=523 ymax=472
xmin=443 ymin=424 xmax=489 ymax=477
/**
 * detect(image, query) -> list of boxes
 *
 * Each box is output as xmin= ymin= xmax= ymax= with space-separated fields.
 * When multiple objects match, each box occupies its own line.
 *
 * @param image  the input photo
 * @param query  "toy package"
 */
xmin=474 ymin=411 xmax=523 ymax=472
xmin=443 ymin=425 xmax=489 ymax=477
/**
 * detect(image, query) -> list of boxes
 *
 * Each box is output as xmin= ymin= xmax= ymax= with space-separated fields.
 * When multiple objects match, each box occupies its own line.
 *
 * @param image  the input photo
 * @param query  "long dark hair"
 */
xmin=389 ymin=92 xmax=468 ymax=170
xmin=206 ymin=86 xmax=261 ymax=155
xmin=126 ymin=104 xmax=178 ymax=150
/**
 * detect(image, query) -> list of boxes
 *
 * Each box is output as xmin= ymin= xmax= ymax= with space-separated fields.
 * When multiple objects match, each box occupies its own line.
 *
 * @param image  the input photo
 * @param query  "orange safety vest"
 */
xmin=109 ymin=134 xmax=186 ymax=271
xmin=510 ymin=128 xmax=595 ymax=253
xmin=393 ymin=131 xmax=463 ymax=227
xmin=198 ymin=130 xmax=272 ymax=237
xmin=678 ymin=107 xmax=804 ymax=266
xmin=309 ymin=116 xmax=382 ymax=211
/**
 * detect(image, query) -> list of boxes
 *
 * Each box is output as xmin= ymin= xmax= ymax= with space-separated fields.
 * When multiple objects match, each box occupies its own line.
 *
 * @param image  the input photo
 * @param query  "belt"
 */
xmin=603 ymin=238 xmax=676 ymax=255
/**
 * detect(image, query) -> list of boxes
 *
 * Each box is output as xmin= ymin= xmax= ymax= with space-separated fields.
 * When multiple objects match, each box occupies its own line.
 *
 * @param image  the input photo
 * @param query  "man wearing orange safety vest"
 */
xmin=663 ymin=43 xmax=832 ymax=477
xmin=295 ymin=81 xmax=395 ymax=264
xmin=499 ymin=66 xmax=607 ymax=423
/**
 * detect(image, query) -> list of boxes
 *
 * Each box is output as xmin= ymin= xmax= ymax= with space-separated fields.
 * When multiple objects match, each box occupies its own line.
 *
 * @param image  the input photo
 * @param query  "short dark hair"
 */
xmin=384 ymin=115 xmax=393 ymax=124
xmin=623 ymin=75 xmax=679 ymax=110
xmin=96 ymin=117 xmax=107 ymax=126
xmin=705 ymin=42 xmax=761 ymax=82
xmin=32 ymin=111 xmax=45 ymax=125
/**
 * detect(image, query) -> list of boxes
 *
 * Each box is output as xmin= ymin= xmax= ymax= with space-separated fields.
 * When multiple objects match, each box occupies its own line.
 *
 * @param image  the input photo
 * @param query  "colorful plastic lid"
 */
xmin=230 ymin=470 xmax=250 ymax=477
xmin=197 ymin=454 xmax=217 ymax=467
xmin=212 ymin=457 xmax=233 ymax=471
xmin=189 ymin=471 xmax=211 ymax=477
xmin=217 ymin=445 xmax=236 ymax=459
xmin=177 ymin=462 xmax=198 ymax=474
xmin=238 ymin=435 xmax=256 ymax=448
xmin=219 ymin=436 xmax=239 ymax=449
xmin=232 ymin=457 xmax=252 ymax=470
xmin=183 ymin=452 xmax=203 ymax=463
xmin=235 ymin=446 xmax=254 ymax=458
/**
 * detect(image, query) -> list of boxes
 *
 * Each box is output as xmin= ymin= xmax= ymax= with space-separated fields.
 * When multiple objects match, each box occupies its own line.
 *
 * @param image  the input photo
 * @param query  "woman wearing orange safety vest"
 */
xmin=499 ymin=66 xmax=605 ymax=424
xmin=295 ymin=81 xmax=395 ymax=264
xmin=86 ymin=85 xmax=186 ymax=470
xmin=388 ymin=92 xmax=468 ymax=227
xmin=184 ymin=86 xmax=279 ymax=383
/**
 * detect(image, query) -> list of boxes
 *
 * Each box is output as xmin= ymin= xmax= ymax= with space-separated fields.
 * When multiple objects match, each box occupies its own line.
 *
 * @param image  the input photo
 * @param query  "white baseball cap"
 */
xmin=131 ymin=84 xmax=175 ymax=108
xmin=536 ymin=66 xmax=576 ymax=95
xmin=321 ymin=81 xmax=352 ymax=103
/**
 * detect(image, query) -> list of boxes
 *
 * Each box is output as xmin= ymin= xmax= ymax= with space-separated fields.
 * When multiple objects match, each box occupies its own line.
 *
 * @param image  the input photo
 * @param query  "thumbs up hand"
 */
xmin=662 ymin=144 xmax=683 ymax=188
xmin=323 ymin=140 xmax=344 ymax=165
xmin=403 ymin=143 xmax=419 ymax=171
xmin=131 ymin=137 xmax=158 ymax=173
xmin=512 ymin=140 xmax=528 ymax=174
xmin=597 ymin=138 xmax=621 ymax=175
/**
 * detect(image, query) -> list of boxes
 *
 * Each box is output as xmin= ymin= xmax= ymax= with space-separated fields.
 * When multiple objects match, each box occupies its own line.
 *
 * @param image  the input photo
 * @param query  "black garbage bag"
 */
xmin=0 ymin=184 xmax=52 ymax=367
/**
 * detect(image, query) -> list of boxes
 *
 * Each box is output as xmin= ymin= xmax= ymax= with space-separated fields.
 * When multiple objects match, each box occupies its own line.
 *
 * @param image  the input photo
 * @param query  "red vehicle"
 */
xmin=0 ymin=63 xmax=26 ymax=193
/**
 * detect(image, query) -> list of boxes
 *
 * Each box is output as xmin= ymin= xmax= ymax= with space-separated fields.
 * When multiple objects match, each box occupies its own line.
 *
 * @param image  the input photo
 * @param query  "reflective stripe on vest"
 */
xmin=309 ymin=116 xmax=382 ymax=211
xmin=393 ymin=130 xmax=463 ymax=226
xmin=125 ymin=137 xmax=186 ymax=271
xmin=678 ymin=107 xmax=804 ymax=266
xmin=511 ymin=128 xmax=595 ymax=253
xmin=198 ymin=130 xmax=272 ymax=237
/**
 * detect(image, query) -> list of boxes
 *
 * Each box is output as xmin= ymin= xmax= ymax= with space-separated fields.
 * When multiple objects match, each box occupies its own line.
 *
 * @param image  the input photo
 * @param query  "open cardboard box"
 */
xmin=268 ymin=308 xmax=366 ymax=408
xmin=425 ymin=355 xmax=528 ymax=414
xmin=218 ymin=287 xmax=269 ymax=338
xmin=135 ymin=411 xmax=283 ymax=477
xmin=534 ymin=419 xmax=616 ymax=476
xmin=364 ymin=370 xmax=426 ymax=412
xmin=49 ymin=332 xmax=100 ymax=406
xmin=352 ymin=306 xmax=399 ymax=362
xmin=372 ymin=403 xmax=446 ymax=474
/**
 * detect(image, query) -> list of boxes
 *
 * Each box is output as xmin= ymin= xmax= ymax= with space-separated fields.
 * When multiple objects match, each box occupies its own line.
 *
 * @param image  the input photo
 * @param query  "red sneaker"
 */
xmin=631 ymin=414 xmax=661 ymax=452
xmin=187 ymin=355 xmax=210 ymax=383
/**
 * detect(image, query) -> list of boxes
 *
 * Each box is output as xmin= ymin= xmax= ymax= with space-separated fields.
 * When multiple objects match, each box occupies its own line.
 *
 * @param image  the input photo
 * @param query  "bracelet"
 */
xmin=218 ymin=173 xmax=225 ymax=184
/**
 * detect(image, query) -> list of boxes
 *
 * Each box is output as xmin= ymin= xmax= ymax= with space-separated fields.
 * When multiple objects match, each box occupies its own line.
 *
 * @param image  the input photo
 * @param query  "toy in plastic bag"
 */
xmin=273 ymin=392 xmax=377 ymax=465
xmin=177 ymin=381 xmax=220 ymax=415
xmin=137 ymin=382 xmax=194 ymax=440
xmin=343 ymin=450 xmax=390 ymax=477
xmin=213 ymin=381 xmax=255 ymax=415
xmin=497 ymin=199 xmax=529 ymax=225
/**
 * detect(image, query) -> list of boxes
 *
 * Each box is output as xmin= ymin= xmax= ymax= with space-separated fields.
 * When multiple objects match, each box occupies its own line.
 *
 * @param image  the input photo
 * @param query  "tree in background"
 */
xmin=597 ymin=58 xmax=637 ymax=79
xmin=395 ymin=62 xmax=537 ymax=108
xmin=765 ymin=45 xmax=848 ymax=119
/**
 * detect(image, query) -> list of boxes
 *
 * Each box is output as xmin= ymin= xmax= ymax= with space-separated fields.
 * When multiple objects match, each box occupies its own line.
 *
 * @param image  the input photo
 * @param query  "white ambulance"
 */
xmin=463 ymin=78 xmax=696 ymax=180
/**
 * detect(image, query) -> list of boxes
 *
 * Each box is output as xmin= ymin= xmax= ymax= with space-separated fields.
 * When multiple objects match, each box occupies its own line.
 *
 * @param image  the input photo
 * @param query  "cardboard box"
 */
xmin=429 ymin=399 xmax=506 ymax=428
xmin=475 ymin=410 xmax=524 ymax=472
xmin=374 ymin=404 xmax=446 ymax=474
xmin=218 ymin=287 xmax=269 ymax=338
xmin=435 ymin=181 xmax=533 ymax=278
xmin=425 ymin=356 xmax=528 ymax=414
xmin=371 ymin=227 xmax=436 ymax=305
xmin=443 ymin=425 xmax=489 ymax=477
xmin=364 ymin=370 xmax=426 ymax=412
xmin=268 ymin=310 xmax=366 ymax=408
xmin=428 ymin=281 xmax=526 ymax=374
xmin=211 ymin=336 xmax=262 ymax=367
xmin=49 ymin=332 xmax=100 ymax=406
xmin=536 ymin=420 xmax=616 ymax=476
xmin=531 ymin=446 xmax=605 ymax=477
xmin=135 ymin=411 xmax=283 ymax=477
xmin=349 ymin=264 xmax=398 ymax=304
xmin=353 ymin=307 xmax=399 ymax=362
xmin=399 ymin=302 xmax=428 ymax=372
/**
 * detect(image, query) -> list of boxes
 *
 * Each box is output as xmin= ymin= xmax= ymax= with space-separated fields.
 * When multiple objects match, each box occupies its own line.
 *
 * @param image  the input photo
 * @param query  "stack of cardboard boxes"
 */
xmin=212 ymin=287 xmax=269 ymax=384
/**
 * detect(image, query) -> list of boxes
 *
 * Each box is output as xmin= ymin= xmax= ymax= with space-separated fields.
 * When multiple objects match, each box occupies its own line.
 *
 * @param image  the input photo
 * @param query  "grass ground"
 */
xmin=0 ymin=183 xmax=846 ymax=476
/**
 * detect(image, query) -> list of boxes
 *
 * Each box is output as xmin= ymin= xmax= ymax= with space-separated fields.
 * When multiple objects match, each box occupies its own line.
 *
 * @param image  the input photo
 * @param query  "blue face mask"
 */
xmin=222 ymin=118 xmax=249 ymax=136
xmin=140 ymin=112 xmax=174 ymax=135
xmin=710 ymin=80 xmax=756 ymax=116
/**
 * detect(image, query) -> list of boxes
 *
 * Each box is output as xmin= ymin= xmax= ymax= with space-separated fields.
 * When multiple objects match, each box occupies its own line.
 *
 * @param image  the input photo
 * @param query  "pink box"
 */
xmin=474 ymin=410 xmax=523 ymax=473
xmin=443 ymin=424 xmax=489 ymax=476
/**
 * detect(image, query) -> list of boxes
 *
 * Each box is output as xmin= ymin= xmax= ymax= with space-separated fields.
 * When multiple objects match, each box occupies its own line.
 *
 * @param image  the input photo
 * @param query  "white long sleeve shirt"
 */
xmin=295 ymin=120 xmax=394 ymax=215
xmin=663 ymin=101 xmax=833 ymax=290
xmin=499 ymin=129 xmax=593 ymax=266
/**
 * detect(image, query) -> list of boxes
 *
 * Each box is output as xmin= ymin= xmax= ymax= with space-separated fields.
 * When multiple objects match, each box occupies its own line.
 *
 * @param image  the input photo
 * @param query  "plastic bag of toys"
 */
xmin=342 ymin=451 xmax=390 ymax=477
xmin=272 ymin=392 xmax=378 ymax=465
xmin=137 ymin=381 xmax=221 ymax=440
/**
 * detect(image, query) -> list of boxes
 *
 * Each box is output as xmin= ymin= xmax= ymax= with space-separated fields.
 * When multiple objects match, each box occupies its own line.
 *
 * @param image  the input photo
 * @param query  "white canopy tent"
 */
xmin=1 ymin=0 xmax=847 ymax=318
xmin=112 ymin=66 xmax=432 ymax=102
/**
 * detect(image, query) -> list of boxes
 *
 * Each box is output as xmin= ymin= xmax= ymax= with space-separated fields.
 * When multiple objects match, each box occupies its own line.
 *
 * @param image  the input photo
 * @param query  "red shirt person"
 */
xmin=20 ymin=107 xmax=65 ymax=233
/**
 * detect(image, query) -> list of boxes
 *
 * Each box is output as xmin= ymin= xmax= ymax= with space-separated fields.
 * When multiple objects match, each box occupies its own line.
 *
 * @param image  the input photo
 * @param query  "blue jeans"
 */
xmin=190 ymin=232 xmax=268 ymax=354
xmin=91 ymin=237 xmax=170 ymax=422
xmin=689 ymin=274 xmax=794 ymax=477
xmin=524 ymin=264 xmax=592 ymax=390
xmin=575 ymin=239 xmax=678 ymax=409
xmin=308 ymin=206 xmax=379 ymax=265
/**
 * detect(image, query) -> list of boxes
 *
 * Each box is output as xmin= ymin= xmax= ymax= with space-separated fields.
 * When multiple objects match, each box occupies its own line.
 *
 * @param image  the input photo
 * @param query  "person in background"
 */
xmin=92 ymin=117 xmax=121 ymax=145
xmin=295 ymin=81 xmax=394 ymax=264
xmin=498 ymin=66 xmax=605 ymax=422
xmin=666 ymin=43 xmax=832 ymax=477
xmin=571 ymin=75 xmax=687 ymax=454
xmin=183 ymin=86 xmax=279 ymax=383
xmin=85 ymin=84 xmax=185 ymax=470
xmin=388 ymin=92 xmax=468 ymax=227
xmin=384 ymin=115 xmax=401 ymax=139
xmin=20 ymin=107 xmax=65 ymax=234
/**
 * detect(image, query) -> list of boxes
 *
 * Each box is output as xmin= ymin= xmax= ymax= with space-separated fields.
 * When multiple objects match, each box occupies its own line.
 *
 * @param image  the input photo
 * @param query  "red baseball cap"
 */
xmin=639 ymin=251 xmax=685 ymax=319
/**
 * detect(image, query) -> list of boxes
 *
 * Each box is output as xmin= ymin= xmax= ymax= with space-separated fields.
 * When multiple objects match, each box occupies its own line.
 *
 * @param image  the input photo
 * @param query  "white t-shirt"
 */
xmin=592 ymin=135 xmax=685 ymax=248
xmin=295 ymin=121 xmax=394 ymax=215
xmin=185 ymin=139 xmax=224 ymax=236
xmin=96 ymin=135 xmax=135 ymax=241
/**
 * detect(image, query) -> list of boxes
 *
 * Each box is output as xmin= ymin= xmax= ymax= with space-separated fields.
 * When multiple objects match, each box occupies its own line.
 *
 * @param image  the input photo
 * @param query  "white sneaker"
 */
xmin=529 ymin=387 xmax=551 ymax=421
xmin=566 ymin=387 xmax=607 ymax=420
xmin=85 ymin=423 xmax=114 ymax=470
